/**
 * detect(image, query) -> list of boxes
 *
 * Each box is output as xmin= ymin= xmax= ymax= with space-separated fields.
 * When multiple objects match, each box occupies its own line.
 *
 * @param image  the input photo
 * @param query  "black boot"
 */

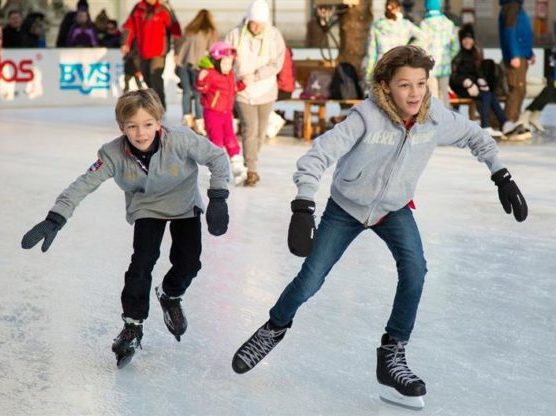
xmin=112 ymin=318 xmax=143 ymax=369
xmin=232 ymin=320 xmax=289 ymax=374
xmin=155 ymin=286 xmax=187 ymax=341
xmin=376 ymin=333 xmax=426 ymax=410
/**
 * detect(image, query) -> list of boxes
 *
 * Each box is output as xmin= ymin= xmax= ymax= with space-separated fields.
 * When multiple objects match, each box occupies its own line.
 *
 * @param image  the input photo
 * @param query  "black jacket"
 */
xmin=450 ymin=48 xmax=484 ymax=98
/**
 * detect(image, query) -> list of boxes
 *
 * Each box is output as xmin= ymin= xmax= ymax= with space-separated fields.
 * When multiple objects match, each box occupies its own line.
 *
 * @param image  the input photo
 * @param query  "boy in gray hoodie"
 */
xmin=231 ymin=46 xmax=527 ymax=410
xmin=21 ymin=88 xmax=230 ymax=368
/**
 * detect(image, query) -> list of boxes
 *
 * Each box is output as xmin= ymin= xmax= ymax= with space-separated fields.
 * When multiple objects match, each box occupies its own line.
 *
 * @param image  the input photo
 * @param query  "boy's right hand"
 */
xmin=287 ymin=199 xmax=316 ymax=257
xmin=21 ymin=211 xmax=66 ymax=252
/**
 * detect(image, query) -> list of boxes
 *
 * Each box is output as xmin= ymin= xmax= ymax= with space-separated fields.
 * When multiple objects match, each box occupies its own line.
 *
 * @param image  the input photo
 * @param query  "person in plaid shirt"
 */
xmin=420 ymin=0 xmax=459 ymax=106
xmin=363 ymin=0 xmax=425 ymax=83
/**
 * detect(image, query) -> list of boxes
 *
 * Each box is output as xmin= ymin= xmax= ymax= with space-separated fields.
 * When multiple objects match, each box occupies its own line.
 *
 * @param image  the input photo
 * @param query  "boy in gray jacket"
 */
xmin=21 ymin=89 xmax=230 ymax=368
xmin=231 ymin=46 xmax=527 ymax=410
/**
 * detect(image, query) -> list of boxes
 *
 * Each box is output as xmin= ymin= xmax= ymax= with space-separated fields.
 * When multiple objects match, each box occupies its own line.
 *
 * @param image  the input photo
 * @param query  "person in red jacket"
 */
xmin=196 ymin=41 xmax=248 ymax=185
xmin=121 ymin=0 xmax=181 ymax=109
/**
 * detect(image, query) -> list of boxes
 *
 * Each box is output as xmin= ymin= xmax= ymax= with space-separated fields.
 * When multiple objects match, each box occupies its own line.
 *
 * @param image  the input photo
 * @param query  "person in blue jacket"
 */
xmin=498 ymin=0 xmax=534 ymax=125
xmin=231 ymin=46 xmax=528 ymax=410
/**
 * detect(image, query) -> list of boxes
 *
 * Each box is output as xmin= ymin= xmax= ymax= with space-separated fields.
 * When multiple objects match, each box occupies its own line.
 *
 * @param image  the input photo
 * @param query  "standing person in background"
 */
xmin=420 ymin=0 xmax=459 ymax=106
xmin=121 ymin=0 xmax=182 ymax=110
xmin=225 ymin=0 xmax=285 ymax=187
xmin=175 ymin=9 xmax=218 ymax=132
xmin=498 ymin=0 xmax=534 ymax=133
xmin=363 ymin=0 xmax=425 ymax=83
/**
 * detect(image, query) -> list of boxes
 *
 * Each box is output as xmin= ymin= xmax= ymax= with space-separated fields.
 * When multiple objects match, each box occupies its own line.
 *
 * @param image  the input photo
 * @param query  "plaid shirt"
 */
xmin=364 ymin=17 xmax=425 ymax=80
xmin=420 ymin=14 xmax=459 ymax=78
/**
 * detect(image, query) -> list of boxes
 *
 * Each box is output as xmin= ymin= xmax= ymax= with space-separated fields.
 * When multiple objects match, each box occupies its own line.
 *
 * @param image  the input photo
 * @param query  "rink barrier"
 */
xmin=0 ymin=48 xmax=181 ymax=108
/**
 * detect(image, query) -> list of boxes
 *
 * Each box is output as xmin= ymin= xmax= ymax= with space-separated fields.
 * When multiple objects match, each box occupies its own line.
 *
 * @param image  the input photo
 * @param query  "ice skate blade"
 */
xmin=378 ymin=384 xmax=425 ymax=411
xmin=116 ymin=350 xmax=135 ymax=369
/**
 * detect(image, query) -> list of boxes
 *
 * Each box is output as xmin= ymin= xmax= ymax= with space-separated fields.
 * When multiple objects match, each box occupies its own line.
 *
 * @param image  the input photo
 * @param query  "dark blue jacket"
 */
xmin=498 ymin=0 xmax=533 ymax=63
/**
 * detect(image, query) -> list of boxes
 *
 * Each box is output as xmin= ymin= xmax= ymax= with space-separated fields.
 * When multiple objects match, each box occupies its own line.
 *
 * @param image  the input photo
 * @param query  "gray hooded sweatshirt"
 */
xmin=50 ymin=126 xmax=230 ymax=224
xmin=294 ymin=88 xmax=504 ymax=226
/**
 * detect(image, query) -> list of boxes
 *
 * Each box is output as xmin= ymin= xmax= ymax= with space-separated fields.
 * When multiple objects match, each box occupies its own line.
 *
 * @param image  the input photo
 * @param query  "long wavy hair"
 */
xmin=184 ymin=9 xmax=217 ymax=36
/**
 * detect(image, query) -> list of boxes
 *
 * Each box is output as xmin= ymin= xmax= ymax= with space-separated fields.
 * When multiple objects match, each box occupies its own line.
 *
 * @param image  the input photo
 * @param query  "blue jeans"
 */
xmin=178 ymin=65 xmax=201 ymax=118
xmin=476 ymin=91 xmax=507 ymax=128
xmin=269 ymin=198 xmax=427 ymax=342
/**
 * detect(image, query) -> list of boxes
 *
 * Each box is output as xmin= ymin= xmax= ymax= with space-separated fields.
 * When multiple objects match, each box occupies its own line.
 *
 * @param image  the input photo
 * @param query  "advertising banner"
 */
xmin=0 ymin=48 xmax=180 ymax=108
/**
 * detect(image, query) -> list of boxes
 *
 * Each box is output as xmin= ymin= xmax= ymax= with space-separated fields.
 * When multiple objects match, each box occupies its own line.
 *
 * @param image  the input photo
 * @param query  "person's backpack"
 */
xmin=329 ymin=62 xmax=364 ymax=100
xmin=277 ymin=47 xmax=296 ymax=94
xmin=481 ymin=59 xmax=509 ymax=97
xmin=300 ymin=70 xmax=333 ymax=100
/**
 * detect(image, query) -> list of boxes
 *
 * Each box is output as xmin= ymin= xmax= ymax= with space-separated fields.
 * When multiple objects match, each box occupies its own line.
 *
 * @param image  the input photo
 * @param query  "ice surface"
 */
xmin=1 ymin=104 xmax=555 ymax=416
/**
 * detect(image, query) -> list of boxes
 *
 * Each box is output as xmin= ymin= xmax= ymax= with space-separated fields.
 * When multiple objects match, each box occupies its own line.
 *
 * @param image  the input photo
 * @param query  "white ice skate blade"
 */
xmin=378 ymin=384 xmax=425 ymax=411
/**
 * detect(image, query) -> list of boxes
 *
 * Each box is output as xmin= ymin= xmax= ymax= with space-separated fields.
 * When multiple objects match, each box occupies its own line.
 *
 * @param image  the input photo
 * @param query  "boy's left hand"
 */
xmin=491 ymin=169 xmax=528 ymax=222
xmin=206 ymin=189 xmax=229 ymax=236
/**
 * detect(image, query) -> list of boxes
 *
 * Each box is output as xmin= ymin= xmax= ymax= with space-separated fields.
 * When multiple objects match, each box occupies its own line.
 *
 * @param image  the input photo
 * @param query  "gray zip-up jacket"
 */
xmin=50 ymin=126 xmax=230 ymax=224
xmin=294 ymin=90 xmax=505 ymax=226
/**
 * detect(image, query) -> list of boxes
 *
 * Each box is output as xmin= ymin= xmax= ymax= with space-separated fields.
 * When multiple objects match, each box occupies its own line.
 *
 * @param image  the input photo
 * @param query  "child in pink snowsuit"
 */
xmin=196 ymin=41 xmax=247 ymax=185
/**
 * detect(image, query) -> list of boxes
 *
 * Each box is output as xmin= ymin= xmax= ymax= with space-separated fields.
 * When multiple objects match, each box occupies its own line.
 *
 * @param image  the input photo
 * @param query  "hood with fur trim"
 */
xmin=370 ymin=81 xmax=431 ymax=125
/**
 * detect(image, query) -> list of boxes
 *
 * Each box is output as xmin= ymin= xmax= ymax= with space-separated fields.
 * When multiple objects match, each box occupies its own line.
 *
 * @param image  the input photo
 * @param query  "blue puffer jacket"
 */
xmin=498 ymin=0 xmax=533 ymax=63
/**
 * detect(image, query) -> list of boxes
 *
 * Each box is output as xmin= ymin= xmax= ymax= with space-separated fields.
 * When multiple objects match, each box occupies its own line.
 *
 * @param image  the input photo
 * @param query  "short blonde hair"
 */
xmin=115 ymin=88 xmax=165 ymax=126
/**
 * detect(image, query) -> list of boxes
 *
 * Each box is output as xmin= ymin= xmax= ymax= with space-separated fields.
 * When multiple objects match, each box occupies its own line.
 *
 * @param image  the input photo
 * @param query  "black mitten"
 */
xmin=287 ymin=199 xmax=316 ymax=257
xmin=491 ymin=168 xmax=528 ymax=222
xmin=21 ymin=211 xmax=67 ymax=252
xmin=206 ymin=189 xmax=229 ymax=236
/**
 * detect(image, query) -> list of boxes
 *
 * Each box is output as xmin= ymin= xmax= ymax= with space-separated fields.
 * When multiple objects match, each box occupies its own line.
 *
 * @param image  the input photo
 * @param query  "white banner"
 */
xmin=0 ymin=48 xmax=180 ymax=108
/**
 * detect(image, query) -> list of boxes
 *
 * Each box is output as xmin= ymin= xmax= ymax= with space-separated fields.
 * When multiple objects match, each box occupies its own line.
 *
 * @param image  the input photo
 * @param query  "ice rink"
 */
xmin=1 ymin=103 xmax=555 ymax=416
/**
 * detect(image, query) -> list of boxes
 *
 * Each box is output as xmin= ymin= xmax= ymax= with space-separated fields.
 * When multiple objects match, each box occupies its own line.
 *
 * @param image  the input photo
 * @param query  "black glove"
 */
xmin=206 ymin=189 xmax=229 ymax=236
xmin=288 ymin=199 xmax=316 ymax=257
xmin=21 ymin=211 xmax=67 ymax=252
xmin=491 ymin=168 xmax=528 ymax=222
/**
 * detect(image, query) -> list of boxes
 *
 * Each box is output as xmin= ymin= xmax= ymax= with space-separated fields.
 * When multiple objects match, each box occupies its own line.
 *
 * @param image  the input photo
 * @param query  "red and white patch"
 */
xmin=88 ymin=159 xmax=104 ymax=172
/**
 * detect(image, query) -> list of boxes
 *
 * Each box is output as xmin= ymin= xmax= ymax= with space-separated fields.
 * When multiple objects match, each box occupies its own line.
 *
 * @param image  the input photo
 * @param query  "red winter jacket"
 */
xmin=123 ymin=0 xmax=181 ymax=59
xmin=277 ymin=47 xmax=295 ymax=93
xmin=196 ymin=68 xmax=245 ymax=113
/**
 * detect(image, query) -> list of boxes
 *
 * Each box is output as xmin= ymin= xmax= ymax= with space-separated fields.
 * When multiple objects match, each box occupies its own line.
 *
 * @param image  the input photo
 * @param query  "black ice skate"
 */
xmin=232 ymin=320 xmax=289 ymax=374
xmin=376 ymin=333 xmax=426 ymax=410
xmin=112 ymin=319 xmax=143 ymax=369
xmin=155 ymin=286 xmax=187 ymax=341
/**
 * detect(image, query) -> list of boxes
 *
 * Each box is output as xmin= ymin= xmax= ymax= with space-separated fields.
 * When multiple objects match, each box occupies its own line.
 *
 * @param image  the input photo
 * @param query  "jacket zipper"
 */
xmin=364 ymin=128 xmax=410 ymax=227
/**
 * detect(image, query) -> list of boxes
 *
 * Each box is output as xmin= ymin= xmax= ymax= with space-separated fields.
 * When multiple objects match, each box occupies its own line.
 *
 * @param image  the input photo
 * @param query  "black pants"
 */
xmin=140 ymin=56 xmax=167 ymax=109
xmin=122 ymin=216 xmax=202 ymax=320
xmin=526 ymin=82 xmax=556 ymax=112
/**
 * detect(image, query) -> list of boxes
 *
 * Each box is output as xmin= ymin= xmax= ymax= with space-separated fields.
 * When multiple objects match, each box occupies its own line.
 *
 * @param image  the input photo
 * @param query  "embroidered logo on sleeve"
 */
xmin=88 ymin=159 xmax=104 ymax=172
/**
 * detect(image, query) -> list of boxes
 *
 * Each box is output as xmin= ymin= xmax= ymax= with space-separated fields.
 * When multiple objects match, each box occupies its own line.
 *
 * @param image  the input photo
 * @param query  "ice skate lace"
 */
xmin=237 ymin=326 xmax=287 ymax=368
xmin=384 ymin=344 xmax=422 ymax=386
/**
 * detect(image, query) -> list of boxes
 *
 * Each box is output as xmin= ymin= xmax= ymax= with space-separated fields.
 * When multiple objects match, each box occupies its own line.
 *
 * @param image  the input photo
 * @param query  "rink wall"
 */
xmin=0 ymin=47 xmax=546 ymax=109
xmin=0 ymin=48 xmax=181 ymax=108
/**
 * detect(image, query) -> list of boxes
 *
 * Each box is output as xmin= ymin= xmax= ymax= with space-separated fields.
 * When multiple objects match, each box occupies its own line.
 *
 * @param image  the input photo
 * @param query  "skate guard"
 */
xmin=378 ymin=384 xmax=425 ymax=410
